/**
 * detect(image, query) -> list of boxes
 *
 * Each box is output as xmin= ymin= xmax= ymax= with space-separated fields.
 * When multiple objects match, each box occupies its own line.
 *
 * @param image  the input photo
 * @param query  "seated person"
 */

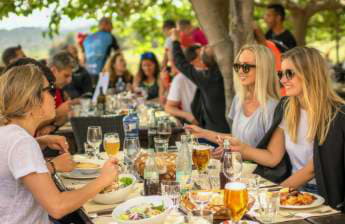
xmin=228 ymin=47 xmax=345 ymax=211
xmin=103 ymin=52 xmax=133 ymax=92
xmin=186 ymin=44 xmax=280 ymax=151
xmin=165 ymin=45 xmax=205 ymax=124
xmin=133 ymin=52 xmax=160 ymax=100
xmin=0 ymin=64 xmax=119 ymax=223
xmin=62 ymin=44 xmax=93 ymax=98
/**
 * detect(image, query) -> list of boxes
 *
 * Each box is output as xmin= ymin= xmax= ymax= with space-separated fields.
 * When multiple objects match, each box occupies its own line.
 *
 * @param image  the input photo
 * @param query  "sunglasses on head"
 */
xmin=42 ymin=82 xmax=56 ymax=97
xmin=233 ymin=63 xmax=256 ymax=73
xmin=141 ymin=52 xmax=155 ymax=60
xmin=277 ymin=69 xmax=295 ymax=80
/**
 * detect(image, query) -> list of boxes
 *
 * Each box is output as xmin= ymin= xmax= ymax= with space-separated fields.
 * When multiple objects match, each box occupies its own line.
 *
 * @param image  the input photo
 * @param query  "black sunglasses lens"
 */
xmin=286 ymin=70 xmax=294 ymax=80
xmin=243 ymin=64 xmax=250 ymax=73
xmin=277 ymin=71 xmax=283 ymax=79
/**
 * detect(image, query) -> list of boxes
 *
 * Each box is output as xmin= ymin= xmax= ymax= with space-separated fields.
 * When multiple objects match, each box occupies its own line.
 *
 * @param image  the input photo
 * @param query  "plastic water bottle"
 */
xmin=122 ymin=108 xmax=139 ymax=138
xmin=176 ymin=135 xmax=192 ymax=190
xmin=115 ymin=77 xmax=126 ymax=93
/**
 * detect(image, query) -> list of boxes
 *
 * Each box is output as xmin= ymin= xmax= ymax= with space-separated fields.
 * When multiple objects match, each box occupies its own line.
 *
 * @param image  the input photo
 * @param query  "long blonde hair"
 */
xmin=0 ymin=64 xmax=45 ymax=125
xmin=233 ymin=44 xmax=280 ymax=107
xmin=282 ymin=47 xmax=344 ymax=144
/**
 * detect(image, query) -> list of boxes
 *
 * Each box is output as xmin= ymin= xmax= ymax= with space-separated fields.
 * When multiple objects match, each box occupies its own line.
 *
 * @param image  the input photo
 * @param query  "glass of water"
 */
xmin=87 ymin=126 xmax=102 ymax=159
xmin=257 ymin=189 xmax=280 ymax=223
xmin=123 ymin=137 xmax=140 ymax=174
xmin=161 ymin=181 xmax=181 ymax=210
xmin=154 ymin=136 xmax=169 ymax=152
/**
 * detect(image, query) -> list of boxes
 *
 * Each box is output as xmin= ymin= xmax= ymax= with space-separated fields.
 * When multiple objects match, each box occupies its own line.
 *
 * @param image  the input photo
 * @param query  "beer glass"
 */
xmin=87 ymin=126 xmax=102 ymax=159
xmin=224 ymin=182 xmax=248 ymax=224
xmin=222 ymin=151 xmax=243 ymax=182
xmin=103 ymin=132 xmax=120 ymax=157
xmin=192 ymin=144 xmax=212 ymax=174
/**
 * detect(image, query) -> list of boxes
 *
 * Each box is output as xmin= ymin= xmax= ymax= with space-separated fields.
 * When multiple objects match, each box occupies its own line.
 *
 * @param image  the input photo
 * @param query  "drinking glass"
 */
xmin=161 ymin=181 xmax=181 ymax=210
xmin=224 ymin=182 xmax=248 ymax=224
xmin=192 ymin=144 xmax=212 ymax=174
xmin=157 ymin=119 xmax=172 ymax=143
xmin=257 ymin=189 xmax=280 ymax=223
xmin=103 ymin=132 xmax=120 ymax=157
xmin=188 ymin=210 xmax=213 ymax=224
xmin=188 ymin=191 xmax=213 ymax=213
xmin=208 ymin=159 xmax=221 ymax=189
xmin=222 ymin=151 xmax=243 ymax=182
xmin=123 ymin=137 xmax=140 ymax=174
xmin=87 ymin=126 xmax=102 ymax=159
xmin=154 ymin=136 xmax=169 ymax=152
xmin=84 ymin=142 xmax=94 ymax=158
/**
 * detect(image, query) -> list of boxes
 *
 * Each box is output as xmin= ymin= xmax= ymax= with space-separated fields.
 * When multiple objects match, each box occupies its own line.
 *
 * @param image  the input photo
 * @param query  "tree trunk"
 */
xmin=289 ymin=9 xmax=310 ymax=46
xmin=189 ymin=0 xmax=235 ymax=113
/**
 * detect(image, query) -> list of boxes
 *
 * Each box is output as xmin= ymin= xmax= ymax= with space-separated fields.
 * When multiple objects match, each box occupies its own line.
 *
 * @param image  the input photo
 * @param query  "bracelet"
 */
xmin=49 ymin=161 xmax=56 ymax=175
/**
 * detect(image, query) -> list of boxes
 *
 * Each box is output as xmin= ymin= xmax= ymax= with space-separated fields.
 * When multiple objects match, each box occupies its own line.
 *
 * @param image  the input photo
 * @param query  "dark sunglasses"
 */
xmin=141 ymin=52 xmax=155 ymax=60
xmin=277 ymin=69 xmax=295 ymax=80
xmin=42 ymin=83 xmax=56 ymax=97
xmin=233 ymin=63 xmax=256 ymax=73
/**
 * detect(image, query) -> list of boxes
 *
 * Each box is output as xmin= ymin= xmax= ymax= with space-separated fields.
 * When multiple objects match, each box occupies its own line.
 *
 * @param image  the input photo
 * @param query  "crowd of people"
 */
xmin=0 ymin=3 xmax=344 ymax=224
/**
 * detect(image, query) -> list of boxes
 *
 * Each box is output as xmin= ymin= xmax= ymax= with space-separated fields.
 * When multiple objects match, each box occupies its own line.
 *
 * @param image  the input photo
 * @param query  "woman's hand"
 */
xmin=184 ymin=125 xmax=205 ymax=138
xmin=212 ymin=146 xmax=224 ymax=160
xmin=228 ymin=136 xmax=248 ymax=153
xmin=51 ymin=153 xmax=75 ymax=173
xmin=99 ymin=157 xmax=119 ymax=186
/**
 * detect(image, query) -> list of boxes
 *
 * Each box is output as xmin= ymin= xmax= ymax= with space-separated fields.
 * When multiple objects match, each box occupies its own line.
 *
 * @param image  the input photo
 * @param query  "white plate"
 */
xmin=280 ymin=192 xmax=325 ymax=209
xmin=60 ymin=171 xmax=99 ymax=179
xmin=220 ymin=221 xmax=259 ymax=224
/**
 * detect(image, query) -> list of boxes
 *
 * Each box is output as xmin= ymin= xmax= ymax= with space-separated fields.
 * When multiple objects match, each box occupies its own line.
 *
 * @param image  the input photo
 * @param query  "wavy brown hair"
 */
xmin=282 ymin=47 xmax=344 ymax=144
xmin=103 ymin=52 xmax=133 ymax=85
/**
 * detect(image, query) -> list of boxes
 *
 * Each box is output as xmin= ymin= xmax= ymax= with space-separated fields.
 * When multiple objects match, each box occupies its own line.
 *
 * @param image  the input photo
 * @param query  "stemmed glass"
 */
xmin=87 ymin=126 xmax=102 ymax=159
xmin=123 ymin=137 xmax=140 ymax=175
xmin=222 ymin=151 xmax=243 ymax=182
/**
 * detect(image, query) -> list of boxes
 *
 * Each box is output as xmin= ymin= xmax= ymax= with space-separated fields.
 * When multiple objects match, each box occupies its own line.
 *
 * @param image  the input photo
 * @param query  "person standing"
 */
xmin=264 ymin=4 xmax=297 ymax=52
xmin=83 ymin=17 xmax=120 ymax=86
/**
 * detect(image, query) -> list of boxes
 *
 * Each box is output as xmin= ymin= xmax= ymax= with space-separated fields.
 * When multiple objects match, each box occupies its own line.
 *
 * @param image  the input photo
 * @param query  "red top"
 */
xmin=180 ymin=28 xmax=208 ymax=48
xmin=55 ymin=88 xmax=64 ymax=108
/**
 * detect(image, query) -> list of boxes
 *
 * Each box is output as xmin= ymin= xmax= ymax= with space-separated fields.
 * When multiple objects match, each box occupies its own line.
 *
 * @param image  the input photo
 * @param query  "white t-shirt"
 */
xmin=164 ymin=37 xmax=173 ymax=50
xmin=228 ymin=95 xmax=278 ymax=147
xmin=279 ymin=109 xmax=315 ymax=184
xmin=0 ymin=124 xmax=50 ymax=224
xmin=167 ymin=73 xmax=197 ymax=113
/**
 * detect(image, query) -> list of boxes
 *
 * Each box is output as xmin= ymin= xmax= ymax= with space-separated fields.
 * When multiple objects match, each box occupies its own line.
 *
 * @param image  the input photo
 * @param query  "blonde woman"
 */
xmin=186 ymin=44 xmax=280 ymax=153
xmin=229 ymin=47 xmax=345 ymax=211
xmin=0 ymin=65 xmax=118 ymax=223
xmin=103 ymin=52 xmax=133 ymax=92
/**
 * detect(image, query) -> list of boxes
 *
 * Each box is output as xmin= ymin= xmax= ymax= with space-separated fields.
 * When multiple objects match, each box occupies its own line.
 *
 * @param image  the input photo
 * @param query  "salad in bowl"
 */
xmin=113 ymin=195 xmax=173 ymax=224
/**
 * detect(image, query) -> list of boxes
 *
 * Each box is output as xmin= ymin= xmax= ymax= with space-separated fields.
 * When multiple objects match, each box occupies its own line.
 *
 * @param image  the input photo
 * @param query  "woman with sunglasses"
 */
xmin=228 ymin=47 xmax=345 ymax=211
xmin=0 ymin=64 xmax=119 ymax=223
xmin=186 ymin=44 xmax=280 ymax=151
xmin=133 ymin=52 xmax=160 ymax=100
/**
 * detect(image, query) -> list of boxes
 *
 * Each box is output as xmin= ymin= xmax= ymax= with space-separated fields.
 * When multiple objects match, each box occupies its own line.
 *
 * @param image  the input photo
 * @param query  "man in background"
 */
xmin=178 ymin=19 xmax=208 ymax=49
xmin=62 ymin=44 xmax=93 ymax=98
xmin=83 ymin=17 xmax=120 ymax=86
xmin=165 ymin=45 xmax=205 ymax=124
xmin=1 ymin=45 xmax=26 ymax=66
xmin=264 ymin=3 xmax=297 ymax=52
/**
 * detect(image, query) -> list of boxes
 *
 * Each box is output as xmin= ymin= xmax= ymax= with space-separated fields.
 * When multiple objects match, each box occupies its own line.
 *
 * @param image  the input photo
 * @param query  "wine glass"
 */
xmin=87 ymin=126 xmax=102 ymax=159
xmin=222 ymin=151 xmax=243 ymax=182
xmin=188 ymin=190 xmax=213 ymax=213
xmin=103 ymin=132 xmax=120 ymax=157
xmin=123 ymin=137 xmax=140 ymax=175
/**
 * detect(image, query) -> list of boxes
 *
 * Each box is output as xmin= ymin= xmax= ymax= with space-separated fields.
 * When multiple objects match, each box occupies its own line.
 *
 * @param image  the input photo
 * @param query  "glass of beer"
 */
xmin=192 ymin=144 xmax=212 ymax=174
xmin=224 ymin=182 xmax=248 ymax=224
xmin=103 ymin=132 xmax=120 ymax=157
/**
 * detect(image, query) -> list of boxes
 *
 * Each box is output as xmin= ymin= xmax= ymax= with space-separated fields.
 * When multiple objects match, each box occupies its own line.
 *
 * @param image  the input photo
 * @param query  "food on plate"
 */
xmin=118 ymin=202 xmax=166 ymax=221
xmin=280 ymin=188 xmax=316 ymax=206
xmin=100 ymin=177 xmax=134 ymax=194
xmin=75 ymin=162 xmax=100 ymax=169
